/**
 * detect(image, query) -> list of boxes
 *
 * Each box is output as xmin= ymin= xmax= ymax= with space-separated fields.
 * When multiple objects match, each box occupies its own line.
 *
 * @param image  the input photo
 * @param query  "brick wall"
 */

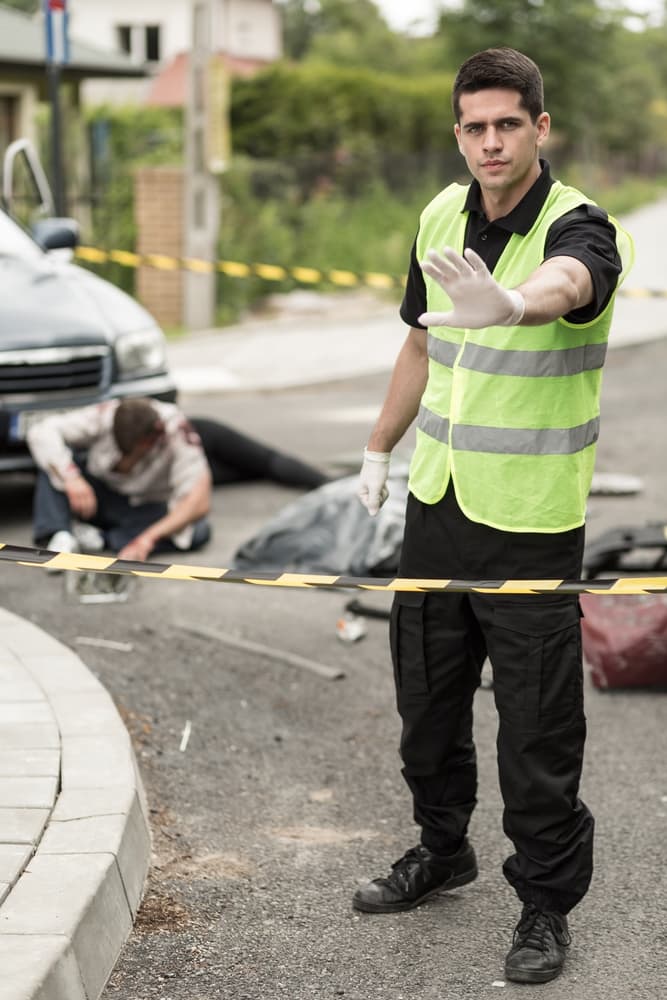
xmin=134 ymin=166 xmax=184 ymax=328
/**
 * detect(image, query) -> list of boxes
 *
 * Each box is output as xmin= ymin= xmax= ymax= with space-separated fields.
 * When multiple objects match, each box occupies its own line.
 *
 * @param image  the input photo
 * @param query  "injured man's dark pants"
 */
xmin=190 ymin=418 xmax=329 ymax=490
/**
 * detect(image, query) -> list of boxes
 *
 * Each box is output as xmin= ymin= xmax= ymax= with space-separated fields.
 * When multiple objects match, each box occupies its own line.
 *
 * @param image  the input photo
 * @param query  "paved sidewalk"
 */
xmin=0 ymin=608 xmax=151 ymax=1000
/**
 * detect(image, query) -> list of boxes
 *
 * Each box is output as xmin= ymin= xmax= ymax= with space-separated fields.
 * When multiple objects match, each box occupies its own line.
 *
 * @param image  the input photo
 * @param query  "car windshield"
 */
xmin=0 ymin=209 xmax=44 ymax=261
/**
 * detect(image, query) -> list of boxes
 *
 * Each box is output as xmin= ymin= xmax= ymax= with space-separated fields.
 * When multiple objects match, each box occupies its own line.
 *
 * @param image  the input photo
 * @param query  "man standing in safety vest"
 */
xmin=354 ymin=47 xmax=632 ymax=985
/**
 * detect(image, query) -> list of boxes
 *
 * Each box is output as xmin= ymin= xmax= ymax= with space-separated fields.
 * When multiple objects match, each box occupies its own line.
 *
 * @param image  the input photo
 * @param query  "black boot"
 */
xmin=352 ymin=841 xmax=477 ymax=914
xmin=505 ymin=903 xmax=571 ymax=983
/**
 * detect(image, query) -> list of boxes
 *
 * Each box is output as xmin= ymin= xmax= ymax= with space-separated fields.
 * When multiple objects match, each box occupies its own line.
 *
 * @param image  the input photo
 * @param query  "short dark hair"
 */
xmin=113 ymin=398 xmax=161 ymax=455
xmin=452 ymin=48 xmax=544 ymax=123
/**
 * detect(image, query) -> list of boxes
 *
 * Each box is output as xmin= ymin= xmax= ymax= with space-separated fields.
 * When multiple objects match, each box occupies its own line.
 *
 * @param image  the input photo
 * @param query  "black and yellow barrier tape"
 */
xmin=1 ymin=543 xmax=666 ymax=595
xmin=75 ymin=246 xmax=403 ymax=291
xmin=74 ymin=246 xmax=667 ymax=299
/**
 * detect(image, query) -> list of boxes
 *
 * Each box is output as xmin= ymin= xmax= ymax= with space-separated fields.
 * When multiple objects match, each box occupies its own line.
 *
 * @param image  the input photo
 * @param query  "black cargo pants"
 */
xmin=391 ymin=486 xmax=594 ymax=914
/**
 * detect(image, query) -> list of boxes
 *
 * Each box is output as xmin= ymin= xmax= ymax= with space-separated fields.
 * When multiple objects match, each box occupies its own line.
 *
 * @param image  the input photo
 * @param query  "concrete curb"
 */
xmin=0 ymin=607 xmax=151 ymax=1000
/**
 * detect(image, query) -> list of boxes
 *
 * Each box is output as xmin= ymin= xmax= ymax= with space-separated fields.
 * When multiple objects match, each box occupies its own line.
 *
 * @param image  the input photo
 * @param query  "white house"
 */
xmin=67 ymin=0 xmax=283 ymax=104
xmin=0 ymin=6 xmax=145 ymax=147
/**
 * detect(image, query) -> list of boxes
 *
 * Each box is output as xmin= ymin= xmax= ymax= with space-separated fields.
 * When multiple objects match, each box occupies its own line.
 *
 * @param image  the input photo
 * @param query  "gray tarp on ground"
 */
xmin=232 ymin=472 xmax=408 ymax=576
xmin=232 ymin=468 xmax=646 ymax=578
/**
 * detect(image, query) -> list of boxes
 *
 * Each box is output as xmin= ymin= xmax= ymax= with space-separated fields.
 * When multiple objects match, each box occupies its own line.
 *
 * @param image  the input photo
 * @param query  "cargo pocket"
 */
xmin=490 ymin=598 xmax=582 ymax=725
xmin=390 ymin=591 xmax=430 ymax=698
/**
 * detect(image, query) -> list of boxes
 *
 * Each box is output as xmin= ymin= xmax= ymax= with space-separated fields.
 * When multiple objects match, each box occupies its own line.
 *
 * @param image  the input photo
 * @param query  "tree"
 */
xmin=277 ymin=0 xmax=415 ymax=71
xmin=592 ymin=22 xmax=667 ymax=171
xmin=434 ymin=0 xmax=629 ymax=156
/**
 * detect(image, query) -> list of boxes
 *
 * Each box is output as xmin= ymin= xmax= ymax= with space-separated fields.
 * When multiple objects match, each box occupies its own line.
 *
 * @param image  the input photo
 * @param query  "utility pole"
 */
xmin=183 ymin=0 xmax=230 ymax=330
xmin=43 ymin=0 xmax=69 ymax=216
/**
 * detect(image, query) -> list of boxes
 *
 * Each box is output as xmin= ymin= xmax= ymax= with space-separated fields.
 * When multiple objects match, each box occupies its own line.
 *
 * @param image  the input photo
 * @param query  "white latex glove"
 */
xmin=358 ymin=448 xmax=390 ymax=516
xmin=419 ymin=247 xmax=525 ymax=328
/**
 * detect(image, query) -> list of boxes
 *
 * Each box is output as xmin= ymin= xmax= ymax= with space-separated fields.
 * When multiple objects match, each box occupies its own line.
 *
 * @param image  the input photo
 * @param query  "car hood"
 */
xmin=0 ymin=254 xmax=158 ymax=352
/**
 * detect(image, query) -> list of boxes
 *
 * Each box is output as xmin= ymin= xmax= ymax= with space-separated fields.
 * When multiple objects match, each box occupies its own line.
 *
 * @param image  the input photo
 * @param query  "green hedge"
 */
xmin=231 ymin=62 xmax=458 ymax=184
xmin=216 ymin=156 xmax=446 ymax=323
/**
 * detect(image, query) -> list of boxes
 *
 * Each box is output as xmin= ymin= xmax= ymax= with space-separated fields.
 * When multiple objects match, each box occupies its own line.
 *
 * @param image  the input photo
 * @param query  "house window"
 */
xmin=145 ymin=25 xmax=161 ymax=62
xmin=115 ymin=23 xmax=162 ymax=62
xmin=117 ymin=25 xmax=132 ymax=54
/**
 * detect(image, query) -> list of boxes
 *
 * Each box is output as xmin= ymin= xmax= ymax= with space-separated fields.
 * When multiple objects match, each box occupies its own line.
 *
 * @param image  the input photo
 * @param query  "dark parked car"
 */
xmin=0 ymin=141 xmax=177 ymax=473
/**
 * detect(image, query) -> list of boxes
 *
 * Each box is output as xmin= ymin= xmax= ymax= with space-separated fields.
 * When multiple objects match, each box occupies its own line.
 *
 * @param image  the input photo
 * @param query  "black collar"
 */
xmin=463 ymin=159 xmax=554 ymax=234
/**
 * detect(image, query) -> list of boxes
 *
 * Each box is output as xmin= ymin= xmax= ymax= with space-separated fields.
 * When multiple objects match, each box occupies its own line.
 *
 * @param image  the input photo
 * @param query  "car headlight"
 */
xmin=115 ymin=328 xmax=167 ymax=378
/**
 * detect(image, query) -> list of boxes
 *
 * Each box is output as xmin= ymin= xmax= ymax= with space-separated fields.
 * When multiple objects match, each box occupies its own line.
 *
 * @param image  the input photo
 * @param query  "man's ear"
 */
xmin=536 ymin=111 xmax=551 ymax=147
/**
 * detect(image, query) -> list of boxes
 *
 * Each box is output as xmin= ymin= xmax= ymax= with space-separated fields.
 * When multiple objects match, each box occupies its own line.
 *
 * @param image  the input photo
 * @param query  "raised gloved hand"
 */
xmin=419 ymin=247 xmax=525 ymax=329
xmin=357 ymin=448 xmax=390 ymax=516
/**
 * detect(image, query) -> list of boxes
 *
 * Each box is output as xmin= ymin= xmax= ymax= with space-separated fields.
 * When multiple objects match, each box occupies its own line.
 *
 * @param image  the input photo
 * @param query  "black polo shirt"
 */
xmin=400 ymin=160 xmax=622 ymax=329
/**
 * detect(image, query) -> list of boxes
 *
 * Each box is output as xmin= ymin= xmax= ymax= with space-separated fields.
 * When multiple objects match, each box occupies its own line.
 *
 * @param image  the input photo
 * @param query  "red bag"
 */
xmin=580 ymin=593 xmax=667 ymax=689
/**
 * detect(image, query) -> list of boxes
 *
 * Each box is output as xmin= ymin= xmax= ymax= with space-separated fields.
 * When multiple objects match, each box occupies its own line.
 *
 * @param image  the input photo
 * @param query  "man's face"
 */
xmin=454 ymin=89 xmax=550 ymax=203
xmin=122 ymin=424 xmax=165 ymax=469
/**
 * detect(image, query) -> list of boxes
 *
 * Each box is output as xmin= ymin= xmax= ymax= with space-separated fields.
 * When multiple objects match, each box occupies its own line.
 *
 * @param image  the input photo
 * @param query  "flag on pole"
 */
xmin=43 ymin=0 xmax=70 ymax=65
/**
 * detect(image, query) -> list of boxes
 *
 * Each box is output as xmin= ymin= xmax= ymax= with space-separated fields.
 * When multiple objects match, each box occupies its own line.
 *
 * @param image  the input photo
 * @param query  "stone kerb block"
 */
xmin=0 ymin=853 xmax=133 ymax=1000
xmin=0 ymin=608 xmax=152 ymax=998
xmin=0 ymin=935 xmax=87 ymax=1000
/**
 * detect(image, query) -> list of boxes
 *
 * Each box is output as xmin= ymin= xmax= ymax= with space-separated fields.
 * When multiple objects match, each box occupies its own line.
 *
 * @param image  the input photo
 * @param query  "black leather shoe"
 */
xmin=352 ymin=841 xmax=477 ymax=913
xmin=505 ymin=903 xmax=571 ymax=984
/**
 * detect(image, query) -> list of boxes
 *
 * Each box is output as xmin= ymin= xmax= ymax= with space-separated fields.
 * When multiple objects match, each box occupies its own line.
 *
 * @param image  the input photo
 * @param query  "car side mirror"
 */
xmin=31 ymin=217 xmax=80 ymax=251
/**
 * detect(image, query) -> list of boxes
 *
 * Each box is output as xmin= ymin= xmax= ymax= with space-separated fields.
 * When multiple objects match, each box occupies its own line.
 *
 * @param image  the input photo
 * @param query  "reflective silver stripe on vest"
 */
xmin=459 ymin=341 xmax=608 ymax=377
xmin=417 ymin=404 xmax=450 ymax=444
xmin=453 ymin=417 xmax=600 ymax=455
xmin=418 ymin=406 xmax=599 ymax=455
xmin=427 ymin=334 xmax=460 ymax=368
xmin=427 ymin=335 xmax=607 ymax=377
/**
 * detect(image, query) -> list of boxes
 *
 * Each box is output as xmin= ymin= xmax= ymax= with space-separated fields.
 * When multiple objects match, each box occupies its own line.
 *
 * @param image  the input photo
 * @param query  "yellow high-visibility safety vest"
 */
xmin=410 ymin=181 xmax=634 ymax=532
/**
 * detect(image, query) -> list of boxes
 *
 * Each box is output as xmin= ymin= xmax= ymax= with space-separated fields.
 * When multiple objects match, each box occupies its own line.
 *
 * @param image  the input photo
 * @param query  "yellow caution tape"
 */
xmin=252 ymin=263 xmax=288 ymax=281
xmin=179 ymin=257 xmax=212 ymax=274
xmin=108 ymin=249 xmax=141 ymax=268
xmin=75 ymin=246 xmax=404 ymax=290
xmin=76 ymin=246 xmax=108 ymax=264
xmin=217 ymin=260 xmax=252 ymax=278
xmin=291 ymin=266 xmax=323 ymax=284
xmin=74 ymin=245 xmax=667 ymax=297
xmin=1 ymin=543 xmax=666 ymax=595
xmin=144 ymin=253 xmax=181 ymax=271
xmin=327 ymin=269 xmax=360 ymax=287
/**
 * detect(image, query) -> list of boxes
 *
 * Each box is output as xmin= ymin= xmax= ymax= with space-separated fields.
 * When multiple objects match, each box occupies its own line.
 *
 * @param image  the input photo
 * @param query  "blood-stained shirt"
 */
xmin=27 ymin=400 xmax=209 ymax=547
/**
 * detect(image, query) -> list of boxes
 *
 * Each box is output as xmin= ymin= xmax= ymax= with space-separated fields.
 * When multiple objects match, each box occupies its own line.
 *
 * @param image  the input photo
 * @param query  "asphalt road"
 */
xmin=1 ymin=339 xmax=667 ymax=1000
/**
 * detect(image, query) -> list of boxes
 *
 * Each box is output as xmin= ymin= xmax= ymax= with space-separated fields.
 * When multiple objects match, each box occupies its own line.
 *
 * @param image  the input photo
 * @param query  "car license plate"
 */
xmin=8 ymin=409 xmax=68 ymax=442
